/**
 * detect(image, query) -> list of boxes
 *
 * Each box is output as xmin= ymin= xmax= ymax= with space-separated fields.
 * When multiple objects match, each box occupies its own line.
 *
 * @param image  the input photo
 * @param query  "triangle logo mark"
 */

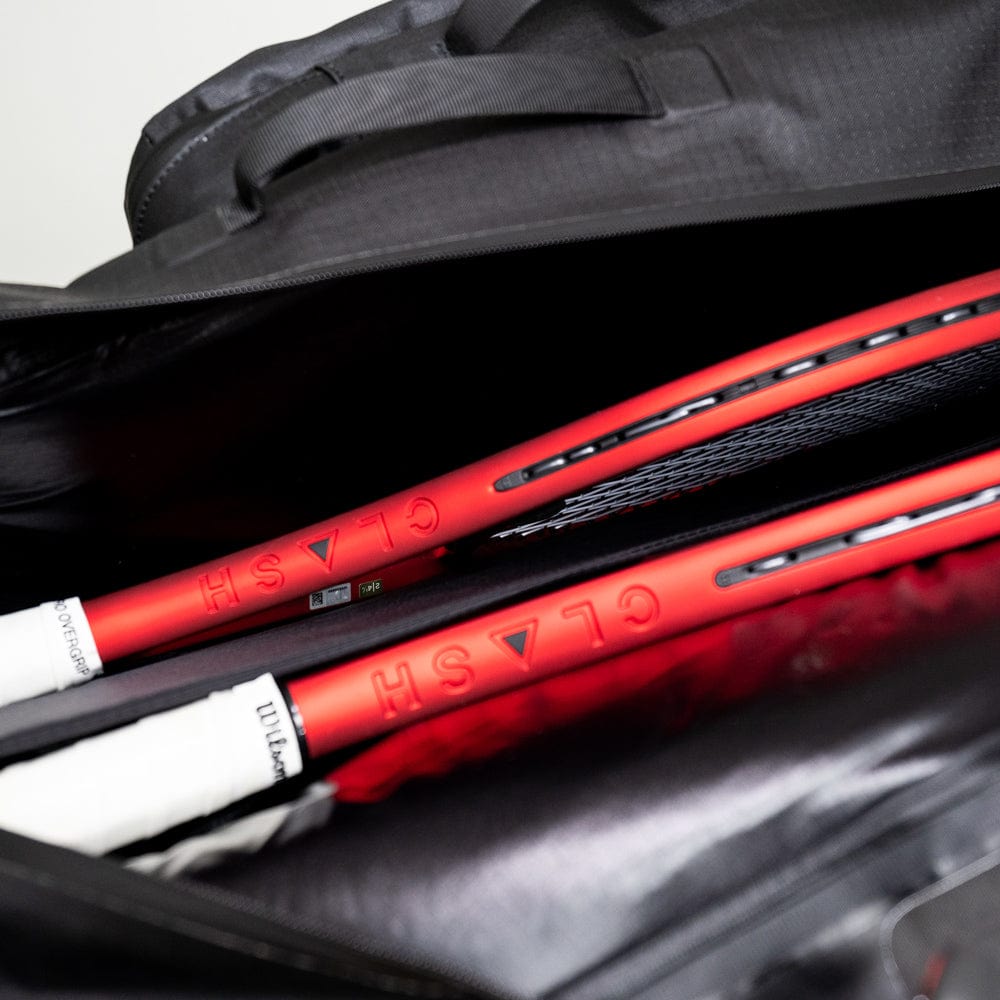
xmin=490 ymin=619 xmax=538 ymax=672
xmin=298 ymin=529 xmax=339 ymax=571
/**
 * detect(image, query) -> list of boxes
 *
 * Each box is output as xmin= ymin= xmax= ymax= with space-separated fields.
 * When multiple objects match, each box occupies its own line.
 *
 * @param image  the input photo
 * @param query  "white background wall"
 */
xmin=0 ymin=2 xmax=382 ymax=288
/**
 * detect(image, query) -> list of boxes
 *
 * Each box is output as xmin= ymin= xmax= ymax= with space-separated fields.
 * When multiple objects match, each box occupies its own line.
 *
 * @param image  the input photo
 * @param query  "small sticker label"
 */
xmin=308 ymin=582 xmax=351 ymax=611
xmin=39 ymin=598 xmax=103 ymax=689
xmin=358 ymin=579 xmax=384 ymax=599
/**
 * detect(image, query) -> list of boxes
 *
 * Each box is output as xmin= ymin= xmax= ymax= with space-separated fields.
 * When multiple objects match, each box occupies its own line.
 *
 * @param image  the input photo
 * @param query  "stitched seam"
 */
xmin=132 ymin=72 xmax=324 ymax=242
xmin=7 ymin=162 xmax=997 ymax=321
xmin=624 ymin=55 xmax=665 ymax=116
xmin=131 ymin=13 xmax=453 ymax=241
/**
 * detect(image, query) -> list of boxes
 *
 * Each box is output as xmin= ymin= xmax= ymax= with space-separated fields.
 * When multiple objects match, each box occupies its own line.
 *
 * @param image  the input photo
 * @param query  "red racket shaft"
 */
xmin=330 ymin=534 xmax=1000 ymax=804
xmin=142 ymin=551 xmax=447 ymax=658
xmin=2 ymin=267 xmax=1000 ymax=709
xmin=0 ymin=449 xmax=997 ymax=855
xmin=86 ymin=269 xmax=1000 ymax=661
xmin=288 ymin=449 xmax=1000 ymax=756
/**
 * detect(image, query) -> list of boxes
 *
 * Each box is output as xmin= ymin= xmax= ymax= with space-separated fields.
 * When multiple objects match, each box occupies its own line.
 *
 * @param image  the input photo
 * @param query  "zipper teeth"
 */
xmin=4 ymin=175 xmax=1000 ymax=324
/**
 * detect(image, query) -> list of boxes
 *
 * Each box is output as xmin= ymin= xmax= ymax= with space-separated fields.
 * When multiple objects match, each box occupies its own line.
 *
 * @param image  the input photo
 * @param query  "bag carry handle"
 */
xmin=233 ymin=50 xmax=672 ymax=216
xmin=445 ymin=0 xmax=545 ymax=53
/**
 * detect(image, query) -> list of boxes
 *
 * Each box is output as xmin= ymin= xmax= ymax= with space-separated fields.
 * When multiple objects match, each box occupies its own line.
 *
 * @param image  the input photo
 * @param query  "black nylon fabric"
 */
xmin=68 ymin=0 xmax=1000 ymax=308
xmin=2 ymin=2 xmax=1000 ymax=999
xmin=125 ymin=16 xmax=458 ymax=245
xmin=0 ymin=828 xmax=486 ymax=1000
xmin=232 ymin=51 xmax=668 ymax=211
xmin=191 ymin=622 xmax=1000 ymax=999
xmin=445 ymin=0 xmax=545 ymax=53
xmin=124 ymin=0 xmax=460 ymax=191
xmin=3 ymin=603 xmax=1000 ymax=999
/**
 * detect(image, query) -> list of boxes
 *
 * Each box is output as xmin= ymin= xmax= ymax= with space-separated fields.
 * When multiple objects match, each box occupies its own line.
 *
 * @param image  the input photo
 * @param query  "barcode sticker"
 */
xmin=308 ymin=583 xmax=352 ymax=611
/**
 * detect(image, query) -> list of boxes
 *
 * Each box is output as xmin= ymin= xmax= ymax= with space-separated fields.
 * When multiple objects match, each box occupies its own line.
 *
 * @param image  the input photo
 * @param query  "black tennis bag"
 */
xmin=2 ymin=2 xmax=1000 ymax=998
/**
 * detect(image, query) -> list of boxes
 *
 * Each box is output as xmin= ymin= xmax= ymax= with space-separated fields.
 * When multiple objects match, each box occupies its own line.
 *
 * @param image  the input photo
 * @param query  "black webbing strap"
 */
xmin=234 ymin=51 xmax=665 ymax=210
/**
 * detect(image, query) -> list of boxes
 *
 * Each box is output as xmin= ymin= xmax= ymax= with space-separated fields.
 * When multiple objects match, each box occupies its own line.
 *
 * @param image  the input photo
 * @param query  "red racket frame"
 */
xmin=84 ymin=268 xmax=1000 ymax=662
xmin=286 ymin=447 xmax=1000 ymax=758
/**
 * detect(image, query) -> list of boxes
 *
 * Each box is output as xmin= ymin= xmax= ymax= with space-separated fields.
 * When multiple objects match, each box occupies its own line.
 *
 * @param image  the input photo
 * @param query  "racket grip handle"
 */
xmin=0 ymin=674 xmax=303 ymax=855
xmin=0 ymin=599 xmax=103 ymax=708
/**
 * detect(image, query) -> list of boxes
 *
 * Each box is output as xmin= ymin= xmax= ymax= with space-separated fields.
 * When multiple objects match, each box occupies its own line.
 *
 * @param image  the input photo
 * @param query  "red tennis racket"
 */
xmin=1 ymin=446 xmax=997 ymax=855
xmin=3 ymin=268 xmax=1000 ymax=708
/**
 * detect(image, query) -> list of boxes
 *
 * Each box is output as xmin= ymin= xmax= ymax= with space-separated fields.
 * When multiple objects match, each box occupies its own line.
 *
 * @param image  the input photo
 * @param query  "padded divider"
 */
xmin=189 ymin=621 xmax=1000 ymax=999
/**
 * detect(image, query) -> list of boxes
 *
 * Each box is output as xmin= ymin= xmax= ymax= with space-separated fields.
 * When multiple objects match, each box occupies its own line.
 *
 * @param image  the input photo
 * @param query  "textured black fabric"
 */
xmin=445 ymin=0 xmax=545 ymax=53
xmin=233 ymin=50 xmax=667 ymax=212
xmin=193 ymin=623 xmax=1000 ymax=998
xmin=125 ymin=0 xmax=460 ymax=174
xmin=0 ymin=829 xmax=487 ymax=1000
xmin=81 ymin=0 xmax=1000 ymax=289
xmin=2 ymin=3 xmax=1000 ymax=999
xmin=125 ymin=12 xmax=458 ymax=243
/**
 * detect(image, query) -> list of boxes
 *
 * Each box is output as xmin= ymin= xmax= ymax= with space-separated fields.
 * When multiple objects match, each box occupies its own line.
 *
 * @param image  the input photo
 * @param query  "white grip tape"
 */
xmin=0 ymin=673 xmax=304 ymax=856
xmin=0 ymin=598 xmax=103 ymax=708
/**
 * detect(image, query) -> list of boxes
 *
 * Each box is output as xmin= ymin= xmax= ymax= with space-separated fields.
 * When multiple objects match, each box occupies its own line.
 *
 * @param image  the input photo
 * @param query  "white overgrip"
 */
xmin=0 ymin=673 xmax=304 ymax=855
xmin=0 ymin=598 xmax=103 ymax=708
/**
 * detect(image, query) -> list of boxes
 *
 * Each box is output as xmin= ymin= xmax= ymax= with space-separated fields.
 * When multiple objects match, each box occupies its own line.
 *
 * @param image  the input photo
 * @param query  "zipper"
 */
xmin=4 ymin=167 xmax=1000 ymax=324
xmin=2 ymin=96 xmax=1000 ymax=1000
